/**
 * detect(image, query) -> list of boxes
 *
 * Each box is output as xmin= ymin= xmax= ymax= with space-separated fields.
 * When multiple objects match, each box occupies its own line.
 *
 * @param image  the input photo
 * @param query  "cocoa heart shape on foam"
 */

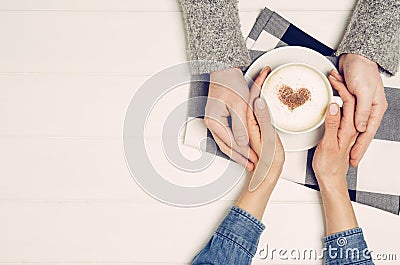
xmin=278 ymin=85 xmax=311 ymax=111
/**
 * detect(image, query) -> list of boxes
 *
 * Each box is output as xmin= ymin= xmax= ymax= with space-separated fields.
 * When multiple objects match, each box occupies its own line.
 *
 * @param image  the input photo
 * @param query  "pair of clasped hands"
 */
xmin=206 ymin=64 xmax=375 ymax=232
xmin=205 ymin=54 xmax=387 ymax=183
xmin=227 ymin=67 xmax=361 ymax=232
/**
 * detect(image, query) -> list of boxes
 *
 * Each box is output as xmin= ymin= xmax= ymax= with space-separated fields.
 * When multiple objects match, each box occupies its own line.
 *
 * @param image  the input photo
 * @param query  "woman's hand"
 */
xmin=312 ymin=69 xmax=359 ymax=235
xmin=312 ymin=69 xmax=358 ymax=190
xmin=246 ymin=67 xmax=285 ymax=191
xmin=235 ymin=67 xmax=285 ymax=221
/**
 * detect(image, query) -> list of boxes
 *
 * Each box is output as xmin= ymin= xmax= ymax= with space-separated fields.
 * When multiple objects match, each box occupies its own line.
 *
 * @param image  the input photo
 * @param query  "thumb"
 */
xmin=354 ymin=94 xmax=372 ymax=132
xmin=324 ymin=103 xmax=341 ymax=141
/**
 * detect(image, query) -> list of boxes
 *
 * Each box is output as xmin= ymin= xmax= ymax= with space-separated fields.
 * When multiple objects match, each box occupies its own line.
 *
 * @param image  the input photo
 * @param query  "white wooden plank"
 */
xmin=145 ymin=138 xmax=322 ymax=202
xmin=357 ymin=140 xmax=400 ymax=195
xmin=353 ymin=203 xmax=400 ymax=265
xmin=0 ymin=9 xmax=397 ymax=82
xmin=253 ymin=202 xmax=325 ymax=264
xmin=144 ymin=82 xmax=190 ymax=139
xmin=0 ymin=201 xmax=397 ymax=264
xmin=0 ymin=74 xmax=144 ymax=136
xmin=0 ymin=137 xmax=149 ymax=201
xmin=0 ymin=201 xmax=224 ymax=263
xmin=382 ymin=74 xmax=400 ymax=89
xmin=0 ymin=11 xmax=353 ymax=74
xmin=254 ymin=0 xmax=356 ymax=12
xmin=0 ymin=261 xmax=176 ymax=265
xmin=0 ymin=11 xmax=187 ymax=74
xmin=0 ymin=137 xmax=321 ymax=202
xmin=0 ymin=2 xmax=397 ymax=265
xmin=0 ymin=0 xmax=357 ymax=11
xmin=0 ymin=69 xmax=395 ymax=140
xmin=0 ymin=201 xmax=325 ymax=264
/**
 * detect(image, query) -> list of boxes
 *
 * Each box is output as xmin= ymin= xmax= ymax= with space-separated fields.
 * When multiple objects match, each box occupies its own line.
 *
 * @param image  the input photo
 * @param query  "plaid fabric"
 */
xmin=184 ymin=8 xmax=400 ymax=215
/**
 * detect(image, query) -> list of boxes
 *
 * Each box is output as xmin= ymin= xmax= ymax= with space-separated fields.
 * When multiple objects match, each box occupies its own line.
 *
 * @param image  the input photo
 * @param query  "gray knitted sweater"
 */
xmin=179 ymin=0 xmax=399 ymax=76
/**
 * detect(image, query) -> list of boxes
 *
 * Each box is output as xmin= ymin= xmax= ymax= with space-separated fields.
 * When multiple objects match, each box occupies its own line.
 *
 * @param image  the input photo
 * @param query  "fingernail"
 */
xmin=329 ymin=74 xmax=337 ymax=81
xmin=333 ymin=68 xmax=339 ymax=74
xmin=357 ymin=121 xmax=367 ymax=131
xmin=329 ymin=103 xmax=338 ymax=115
xmin=256 ymin=98 xmax=266 ymax=109
xmin=350 ymin=160 xmax=358 ymax=168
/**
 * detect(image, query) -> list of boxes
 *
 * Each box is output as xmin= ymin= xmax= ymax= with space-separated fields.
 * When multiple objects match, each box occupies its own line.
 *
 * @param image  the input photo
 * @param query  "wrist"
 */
xmin=210 ymin=67 xmax=242 ymax=76
xmin=236 ymin=170 xmax=280 ymax=220
xmin=341 ymin=53 xmax=378 ymax=68
xmin=319 ymin=181 xmax=349 ymax=199
xmin=319 ymin=183 xmax=358 ymax=235
xmin=320 ymin=183 xmax=355 ymax=209
xmin=316 ymin=173 xmax=347 ymax=193
xmin=253 ymin=164 xmax=282 ymax=191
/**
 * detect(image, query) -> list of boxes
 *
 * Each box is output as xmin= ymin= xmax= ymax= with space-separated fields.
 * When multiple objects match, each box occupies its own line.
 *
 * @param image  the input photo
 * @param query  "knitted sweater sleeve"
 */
xmin=179 ymin=0 xmax=251 ymax=74
xmin=336 ymin=0 xmax=400 ymax=76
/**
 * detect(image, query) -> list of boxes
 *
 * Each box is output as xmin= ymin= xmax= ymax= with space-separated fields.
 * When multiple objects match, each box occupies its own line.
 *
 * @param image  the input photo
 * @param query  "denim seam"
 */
xmin=215 ymin=231 xmax=254 ymax=258
xmin=324 ymin=231 xmax=363 ymax=243
xmin=326 ymin=259 xmax=373 ymax=265
xmin=323 ymin=228 xmax=363 ymax=242
xmin=231 ymin=207 xmax=265 ymax=231
xmin=351 ymin=260 xmax=374 ymax=265
xmin=326 ymin=258 xmax=373 ymax=265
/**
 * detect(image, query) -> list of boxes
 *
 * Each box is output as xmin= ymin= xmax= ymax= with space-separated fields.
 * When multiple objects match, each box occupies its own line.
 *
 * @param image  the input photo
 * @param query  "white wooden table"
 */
xmin=0 ymin=1 xmax=399 ymax=264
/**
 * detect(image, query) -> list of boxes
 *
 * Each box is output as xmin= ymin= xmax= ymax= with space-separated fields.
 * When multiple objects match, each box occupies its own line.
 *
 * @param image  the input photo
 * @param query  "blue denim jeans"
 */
xmin=192 ymin=206 xmax=374 ymax=265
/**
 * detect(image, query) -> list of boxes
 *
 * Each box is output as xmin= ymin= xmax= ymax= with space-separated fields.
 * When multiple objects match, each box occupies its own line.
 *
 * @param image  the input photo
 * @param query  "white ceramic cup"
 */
xmin=261 ymin=62 xmax=342 ymax=139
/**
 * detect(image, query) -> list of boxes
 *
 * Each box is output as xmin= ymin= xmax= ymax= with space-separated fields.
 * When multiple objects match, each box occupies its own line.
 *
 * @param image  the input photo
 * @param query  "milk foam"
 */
xmin=263 ymin=65 xmax=330 ymax=132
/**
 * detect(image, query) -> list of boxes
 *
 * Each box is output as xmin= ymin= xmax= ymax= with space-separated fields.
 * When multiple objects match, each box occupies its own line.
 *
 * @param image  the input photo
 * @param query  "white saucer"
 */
xmin=245 ymin=46 xmax=337 ymax=152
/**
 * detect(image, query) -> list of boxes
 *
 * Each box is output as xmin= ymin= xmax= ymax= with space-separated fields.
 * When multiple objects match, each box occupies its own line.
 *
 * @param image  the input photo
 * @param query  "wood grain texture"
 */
xmin=0 ymin=1 xmax=398 ymax=264
xmin=0 ymin=0 xmax=357 ymax=11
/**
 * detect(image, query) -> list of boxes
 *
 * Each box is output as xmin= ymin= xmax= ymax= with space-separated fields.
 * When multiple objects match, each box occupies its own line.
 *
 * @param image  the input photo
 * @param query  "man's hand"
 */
xmin=339 ymin=53 xmax=388 ymax=167
xmin=205 ymin=68 xmax=259 ymax=170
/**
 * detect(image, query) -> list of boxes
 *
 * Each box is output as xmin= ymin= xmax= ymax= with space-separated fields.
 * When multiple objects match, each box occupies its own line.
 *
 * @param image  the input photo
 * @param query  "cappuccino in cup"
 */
xmin=262 ymin=63 xmax=331 ymax=133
